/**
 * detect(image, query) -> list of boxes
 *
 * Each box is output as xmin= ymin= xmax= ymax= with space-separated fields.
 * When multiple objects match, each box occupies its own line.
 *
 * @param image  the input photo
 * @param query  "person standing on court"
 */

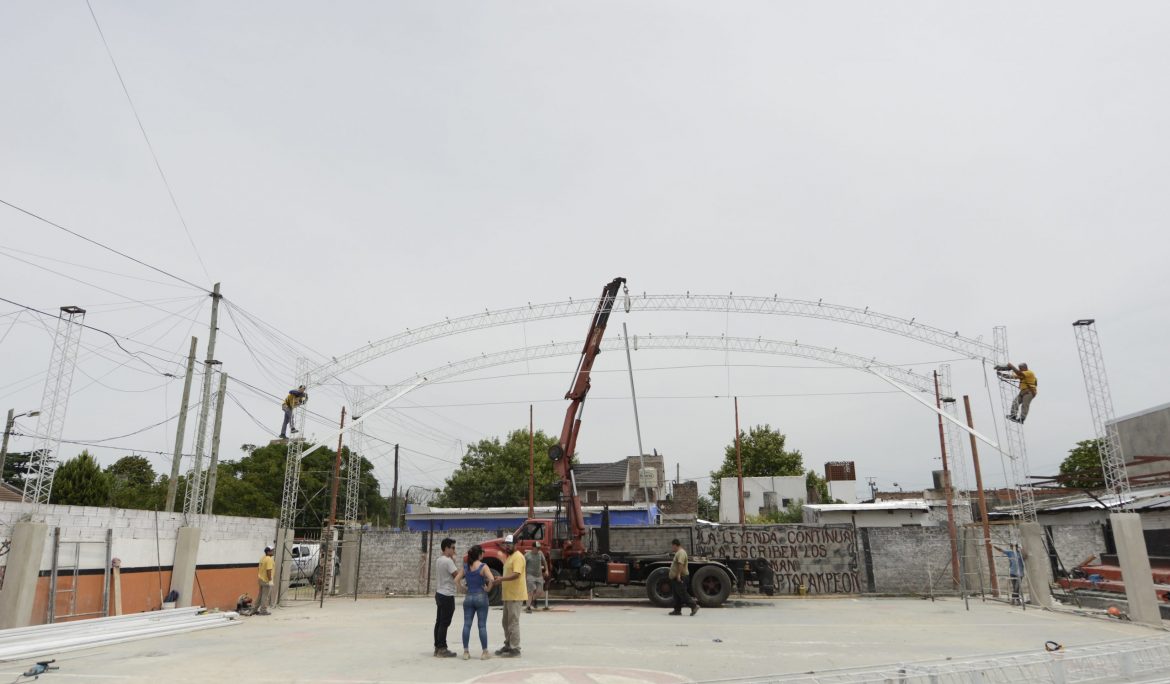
xmin=454 ymin=544 xmax=496 ymax=660
xmin=494 ymin=535 xmax=527 ymax=657
xmin=668 ymin=538 xmax=699 ymax=616
xmin=524 ymin=540 xmax=549 ymax=613
xmin=255 ymin=545 xmax=274 ymax=616
xmin=432 ymin=538 xmax=458 ymax=658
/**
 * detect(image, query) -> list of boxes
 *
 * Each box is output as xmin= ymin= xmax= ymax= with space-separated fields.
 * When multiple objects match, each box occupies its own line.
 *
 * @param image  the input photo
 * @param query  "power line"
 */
xmin=84 ymin=0 xmax=212 ymax=284
xmin=0 ymin=197 xmax=207 ymax=292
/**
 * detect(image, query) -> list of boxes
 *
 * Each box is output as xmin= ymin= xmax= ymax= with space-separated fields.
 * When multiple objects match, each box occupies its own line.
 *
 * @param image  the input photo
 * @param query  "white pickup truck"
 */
xmin=289 ymin=543 xmax=321 ymax=586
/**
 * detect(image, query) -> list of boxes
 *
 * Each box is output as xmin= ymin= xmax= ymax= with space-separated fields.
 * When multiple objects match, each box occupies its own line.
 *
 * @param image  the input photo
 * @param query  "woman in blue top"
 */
xmin=454 ymin=545 xmax=496 ymax=660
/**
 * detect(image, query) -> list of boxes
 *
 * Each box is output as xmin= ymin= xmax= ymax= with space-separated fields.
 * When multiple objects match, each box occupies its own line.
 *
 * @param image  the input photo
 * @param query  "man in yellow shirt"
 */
xmin=668 ymin=539 xmax=699 ymax=616
xmin=997 ymin=362 xmax=1037 ymax=424
xmin=256 ymin=545 xmax=275 ymax=616
xmin=494 ymin=535 xmax=527 ymax=658
xmin=279 ymin=386 xmax=308 ymax=439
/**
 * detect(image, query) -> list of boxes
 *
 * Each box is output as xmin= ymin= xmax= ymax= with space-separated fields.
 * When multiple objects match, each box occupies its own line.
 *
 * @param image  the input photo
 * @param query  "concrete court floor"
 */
xmin=0 ymin=597 xmax=1165 ymax=684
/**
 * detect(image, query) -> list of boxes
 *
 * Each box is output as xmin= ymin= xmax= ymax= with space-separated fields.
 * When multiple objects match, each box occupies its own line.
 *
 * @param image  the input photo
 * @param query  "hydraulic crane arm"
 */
xmin=548 ymin=277 xmax=626 ymax=550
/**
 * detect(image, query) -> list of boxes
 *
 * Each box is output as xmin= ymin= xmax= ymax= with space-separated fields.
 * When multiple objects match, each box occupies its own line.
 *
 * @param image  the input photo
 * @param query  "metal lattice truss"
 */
xmin=1073 ymin=320 xmax=1131 ymax=507
xmin=937 ymin=364 xmax=971 ymax=510
xmin=23 ymin=307 xmax=86 ymax=507
xmin=700 ymin=636 xmax=1170 ymax=684
xmin=343 ymin=386 xmax=365 ymax=528
xmin=354 ymin=334 xmax=938 ymax=415
xmin=312 ymin=294 xmax=997 ymax=385
xmin=993 ymin=326 xmax=1037 ymax=523
xmin=279 ymin=358 xmax=312 ymax=531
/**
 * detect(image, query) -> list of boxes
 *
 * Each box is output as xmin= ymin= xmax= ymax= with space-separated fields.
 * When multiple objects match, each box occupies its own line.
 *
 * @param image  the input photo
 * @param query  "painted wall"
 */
xmin=717 ymin=476 xmax=806 ymax=523
xmin=0 ymin=501 xmax=276 ymax=624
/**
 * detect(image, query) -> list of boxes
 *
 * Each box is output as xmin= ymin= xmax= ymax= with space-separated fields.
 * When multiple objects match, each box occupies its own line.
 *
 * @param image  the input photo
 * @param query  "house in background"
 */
xmin=717 ymin=476 xmax=806 ymax=523
xmin=575 ymin=454 xmax=665 ymax=505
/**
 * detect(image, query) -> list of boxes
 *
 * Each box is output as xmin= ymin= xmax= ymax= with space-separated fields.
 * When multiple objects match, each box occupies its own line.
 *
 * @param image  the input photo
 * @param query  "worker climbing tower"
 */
xmin=1072 ymin=319 xmax=1131 ymax=507
xmin=23 ymin=306 xmax=86 ymax=508
xmin=279 ymin=358 xmax=312 ymax=531
xmin=993 ymin=326 xmax=1037 ymax=523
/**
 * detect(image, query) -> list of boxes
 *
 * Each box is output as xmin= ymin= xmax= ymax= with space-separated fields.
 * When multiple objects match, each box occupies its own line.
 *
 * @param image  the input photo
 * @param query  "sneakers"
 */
xmin=668 ymin=610 xmax=682 ymax=615
xmin=481 ymin=650 xmax=492 ymax=660
xmin=290 ymin=428 xmax=299 ymax=434
xmin=525 ymin=606 xmax=533 ymax=614
xmin=500 ymin=648 xmax=521 ymax=658
xmin=461 ymin=651 xmax=470 ymax=660
xmin=433 ymin=648 xmax=456 ymax=658
xmin=494 ymin=646 xmax=513 ymax=656
xmin=690 ymin=604 xmax=700 ymax=616
xmin=1006 ymin=414 xmax=1023 ymax=424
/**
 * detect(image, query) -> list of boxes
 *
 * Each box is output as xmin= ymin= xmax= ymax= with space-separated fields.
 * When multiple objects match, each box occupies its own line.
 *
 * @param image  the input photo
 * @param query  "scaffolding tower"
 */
xmin=1073 ymin=319 xmax=1131 ymax=508
xmin=993 ymin=326 xmax=1037 ymax=523
xmin=343 ymin=386 xmax=365 ymax=528
xmin=279 ymin=358 xmax=312 ymax=531
xmin=23 ymin=306 xmax=87 ymax=507
xmin=938 ymin=364 xmax=972 ymax=512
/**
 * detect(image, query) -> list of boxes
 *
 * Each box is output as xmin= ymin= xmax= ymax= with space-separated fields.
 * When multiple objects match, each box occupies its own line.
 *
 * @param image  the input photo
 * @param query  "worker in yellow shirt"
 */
xmin=256 ymin=545 xmax=275 ymax=616
xmin=494 ymin=535 xmax=527 ymax=658
xmin=279 ymin=386 xmax=308 ymax=439
xmin=997 ymin=362 xmax=1037 ymax=424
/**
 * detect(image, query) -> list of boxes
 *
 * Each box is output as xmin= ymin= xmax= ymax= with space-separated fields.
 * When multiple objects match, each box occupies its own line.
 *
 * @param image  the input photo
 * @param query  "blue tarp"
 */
xmin=405 ymin=506 xmax=658 ymax=533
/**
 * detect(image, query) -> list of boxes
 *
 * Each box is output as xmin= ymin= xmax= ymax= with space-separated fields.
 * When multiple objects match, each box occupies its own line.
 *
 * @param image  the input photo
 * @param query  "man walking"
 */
xmin=524 ymin=541 xmax=549 ymax=613
xmin=279 ymin=385 xmax=308 ymax=438
xmin=996 ymin=363 xmax=1037 ymax=424
xmin=668 ymin=539 xmax=699 ymax=616
xmin=255 ymin=545 xmax=275 ymax=616
xmin=432 ymin=538 xmax=458 ymax=658
xmin=495 ymin=535 xmax=527 ymax=657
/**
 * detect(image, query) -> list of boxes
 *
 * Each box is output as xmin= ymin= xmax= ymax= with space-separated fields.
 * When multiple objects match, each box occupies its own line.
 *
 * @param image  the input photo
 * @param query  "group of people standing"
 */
xmin=432 ymin=534 xmax=549 ymax=660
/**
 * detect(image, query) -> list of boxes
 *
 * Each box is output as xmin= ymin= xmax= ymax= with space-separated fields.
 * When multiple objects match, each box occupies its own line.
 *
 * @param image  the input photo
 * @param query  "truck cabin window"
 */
xmin=515 ymin=522 xmax=543 ymax=540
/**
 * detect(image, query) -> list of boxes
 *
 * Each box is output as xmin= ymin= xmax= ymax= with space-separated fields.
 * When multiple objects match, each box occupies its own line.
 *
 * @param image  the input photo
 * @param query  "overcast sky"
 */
xmin=2 ymin=2 xmax=1168 ymax=507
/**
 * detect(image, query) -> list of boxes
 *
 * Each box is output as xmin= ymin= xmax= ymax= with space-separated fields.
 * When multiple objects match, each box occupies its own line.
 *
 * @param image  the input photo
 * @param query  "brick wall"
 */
xmin=659 ymin=481 xmax=698 ymax=519
xmin=355 ymin=528 xmax=488 ymax=596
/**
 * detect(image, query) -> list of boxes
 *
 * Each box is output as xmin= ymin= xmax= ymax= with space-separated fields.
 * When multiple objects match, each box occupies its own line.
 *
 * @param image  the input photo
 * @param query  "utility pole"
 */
xmin=734 ymin=396 xmax=745 ymax=525
xmin=327 ymin=407 xmax=347 ymax=532
xmin=391 ymin=444 xmax=400 ymax=528
xmin=203 ymin=372 xmax=228 ymax=514
xmin=528 ymin=405 xmax=535 ymax=519
xmin=185 ymin=282 xmax=221 ymax=520
xmin=2 ymin=409 xmax=40 ymax=485
xmin=933 ymin=371 xmax=960 ymax=587
xmin=964 ymin=395 xmax=999 ymax=596
xmin=166 ymin=337 xmax=197 ymax=512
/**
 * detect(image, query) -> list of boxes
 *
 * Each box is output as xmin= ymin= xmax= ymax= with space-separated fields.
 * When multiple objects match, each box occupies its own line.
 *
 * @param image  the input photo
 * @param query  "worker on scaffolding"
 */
xmin=279 ymin=385 xmax=308 ymax=439
xmin=996 ymin=362 xmax=1037 ymax=424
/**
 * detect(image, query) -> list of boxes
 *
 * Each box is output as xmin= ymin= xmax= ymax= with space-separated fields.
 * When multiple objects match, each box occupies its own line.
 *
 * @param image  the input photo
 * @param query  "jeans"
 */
xmin=1011 ymin=390 xmax=1035 ymax=421
xmin=502 ymin=600 xmax=522 ymax=650
xmin=280 ymin=408 xmax=295 ymax=437
xmin=672 ymin=577 xmax=696 ymax=611
xmin=462 ymin=592 xmax=489 ymax=650
xmin=434 ymin=593 xmax=455 ymax=650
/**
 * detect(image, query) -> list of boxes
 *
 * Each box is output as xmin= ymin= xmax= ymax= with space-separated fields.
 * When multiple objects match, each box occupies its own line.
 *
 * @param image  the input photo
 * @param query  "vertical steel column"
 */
xmin=1072 ymin=319 xmax=1132 ymax=507
xmin=184 ymin=283 xmax=221 ymax=522
xmin=343 ymin=387 xmax=364 ymax=528
xmin=279 ymin=358 xmax=312 ymax=531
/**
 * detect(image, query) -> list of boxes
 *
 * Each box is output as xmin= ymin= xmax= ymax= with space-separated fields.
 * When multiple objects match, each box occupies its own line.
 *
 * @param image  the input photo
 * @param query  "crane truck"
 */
xmin=474 ymin=277 xmax=775 ymax=608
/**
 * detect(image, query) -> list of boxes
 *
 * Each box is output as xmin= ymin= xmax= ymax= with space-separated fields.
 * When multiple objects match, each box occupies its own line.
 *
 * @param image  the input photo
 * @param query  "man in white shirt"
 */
xmin=433 ymin=538 xmax=458 ymax=657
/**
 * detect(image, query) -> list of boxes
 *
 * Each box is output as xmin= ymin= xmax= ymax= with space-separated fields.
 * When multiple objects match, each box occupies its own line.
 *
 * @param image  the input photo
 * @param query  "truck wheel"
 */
xmin=645 ymin=567 xmax=674 ymax=608
xmin=691 ymin=565 xmax=731 ymax=607
xmin=488 ymin=567 xmax=502 ymax=607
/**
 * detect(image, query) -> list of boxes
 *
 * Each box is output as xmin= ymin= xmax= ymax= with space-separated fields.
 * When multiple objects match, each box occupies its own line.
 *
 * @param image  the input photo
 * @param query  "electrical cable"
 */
xmin=84 ymin=0 xmax=213 ymax=284
xmin=0 ymin=245 xmax=196 ymax=290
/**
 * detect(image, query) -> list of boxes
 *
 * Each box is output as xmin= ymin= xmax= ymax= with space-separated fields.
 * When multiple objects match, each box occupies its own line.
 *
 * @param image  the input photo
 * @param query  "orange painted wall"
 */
xmin=27 ymin=565 xmax=259 ymax=625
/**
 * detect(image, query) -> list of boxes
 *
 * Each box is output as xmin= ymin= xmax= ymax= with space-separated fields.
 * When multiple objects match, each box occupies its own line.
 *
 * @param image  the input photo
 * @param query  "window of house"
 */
xmin=586 ymin=490 xmax=599 ymax=503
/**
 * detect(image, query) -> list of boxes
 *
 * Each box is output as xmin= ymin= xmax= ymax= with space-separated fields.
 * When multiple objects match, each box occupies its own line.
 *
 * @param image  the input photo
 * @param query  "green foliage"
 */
xmin=805 ymin=470 xmax=830 ymax=503
xmin=747 ymin=501 xmax=804 ymax=524
xmin=50 ymin=451 xmax=112 ymax=506
xmin=697 ymin=495 xmax=718 ymax=522
xmin=709 ymin=425 xmax=804 ymax=502
xmin=105 ymin=455 xmax=162 ymax=510
xmin=2 ymin=451 xmax=33 ymax=489
xmin=434 ymin=429 xmax=564 ymax=508
xmin=1059 ymin=439 xmax=1105 ymax=490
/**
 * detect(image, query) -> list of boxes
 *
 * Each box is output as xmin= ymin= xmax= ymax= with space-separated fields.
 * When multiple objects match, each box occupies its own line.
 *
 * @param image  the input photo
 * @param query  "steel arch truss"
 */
xmin=313 ymin=294 xmax=997 ymax=384
xmin=354 ymin=334 xmax=937 ymax=414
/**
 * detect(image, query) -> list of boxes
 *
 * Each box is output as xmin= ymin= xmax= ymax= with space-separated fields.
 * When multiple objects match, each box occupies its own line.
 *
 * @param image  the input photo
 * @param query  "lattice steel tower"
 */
xmin=279 ymin=358 xmax=312 ymax=531
xmin=23 ymin=306 xmax=87 ymax=507
xmin=343 ymin=386 xmax=365 ymax=528
xmin=993 ymin=326 xmax=1037 ymax=523
xmin=1073 ymin=319 xmax=1131 ymax=507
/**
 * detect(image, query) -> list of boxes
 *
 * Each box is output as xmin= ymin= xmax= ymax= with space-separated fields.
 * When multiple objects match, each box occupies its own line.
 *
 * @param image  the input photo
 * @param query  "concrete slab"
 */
xmin=0 ymin=597 xmax=1163 ymax=683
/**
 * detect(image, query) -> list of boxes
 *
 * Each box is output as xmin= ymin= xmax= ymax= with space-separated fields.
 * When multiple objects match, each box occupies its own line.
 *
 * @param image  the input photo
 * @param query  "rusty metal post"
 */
xmin=735 ymin=397 xmax=745 ymax=525
xmin=964 ymin=395 xmax=999 ymax=596
xmin=931 ymin=371 xmax=959 ymax=584
xmin=529 ymin=404 xmax=535 ymax=519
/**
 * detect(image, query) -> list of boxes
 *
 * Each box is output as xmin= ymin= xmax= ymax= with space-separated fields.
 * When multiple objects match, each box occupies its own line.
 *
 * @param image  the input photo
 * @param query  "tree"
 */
xmin=697 ymin=496 xmax=718 ymax=522
xmin=2 ymin=451 xmax=33 ymax=489
xmin=50 ymin=451 xmax=112 ymax=506
xmin=1059 ymin=439 xmax=1105 ymax=490
xmin=747 ymin=501 xmax=804 ymax=524
xmin=805 ymin=470 xmax=830 ymax=504
xmin=709 ymin=425 xmax=804 ymax=503
xmin=105 ymin=455 xmax=161 ymax=510
xmin=434 ymin=429 xmax=565 ymax=508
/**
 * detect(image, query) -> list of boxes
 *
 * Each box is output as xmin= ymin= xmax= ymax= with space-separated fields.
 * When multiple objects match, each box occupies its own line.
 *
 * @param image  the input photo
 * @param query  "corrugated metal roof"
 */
xmin=0 ymin=482 xmax=23 ymax=503
xmin=992 ymin=484 xmax=1170 ymax=516
xmin=804 ymin=500 xmax=931 ymax=512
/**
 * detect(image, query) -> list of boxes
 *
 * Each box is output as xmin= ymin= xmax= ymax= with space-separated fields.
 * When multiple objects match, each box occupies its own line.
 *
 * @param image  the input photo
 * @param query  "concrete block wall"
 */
xmin=864 ymin=526 xmax=957 ymax=594
xmin=356 ymin=528 xmax=486 ymax=596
